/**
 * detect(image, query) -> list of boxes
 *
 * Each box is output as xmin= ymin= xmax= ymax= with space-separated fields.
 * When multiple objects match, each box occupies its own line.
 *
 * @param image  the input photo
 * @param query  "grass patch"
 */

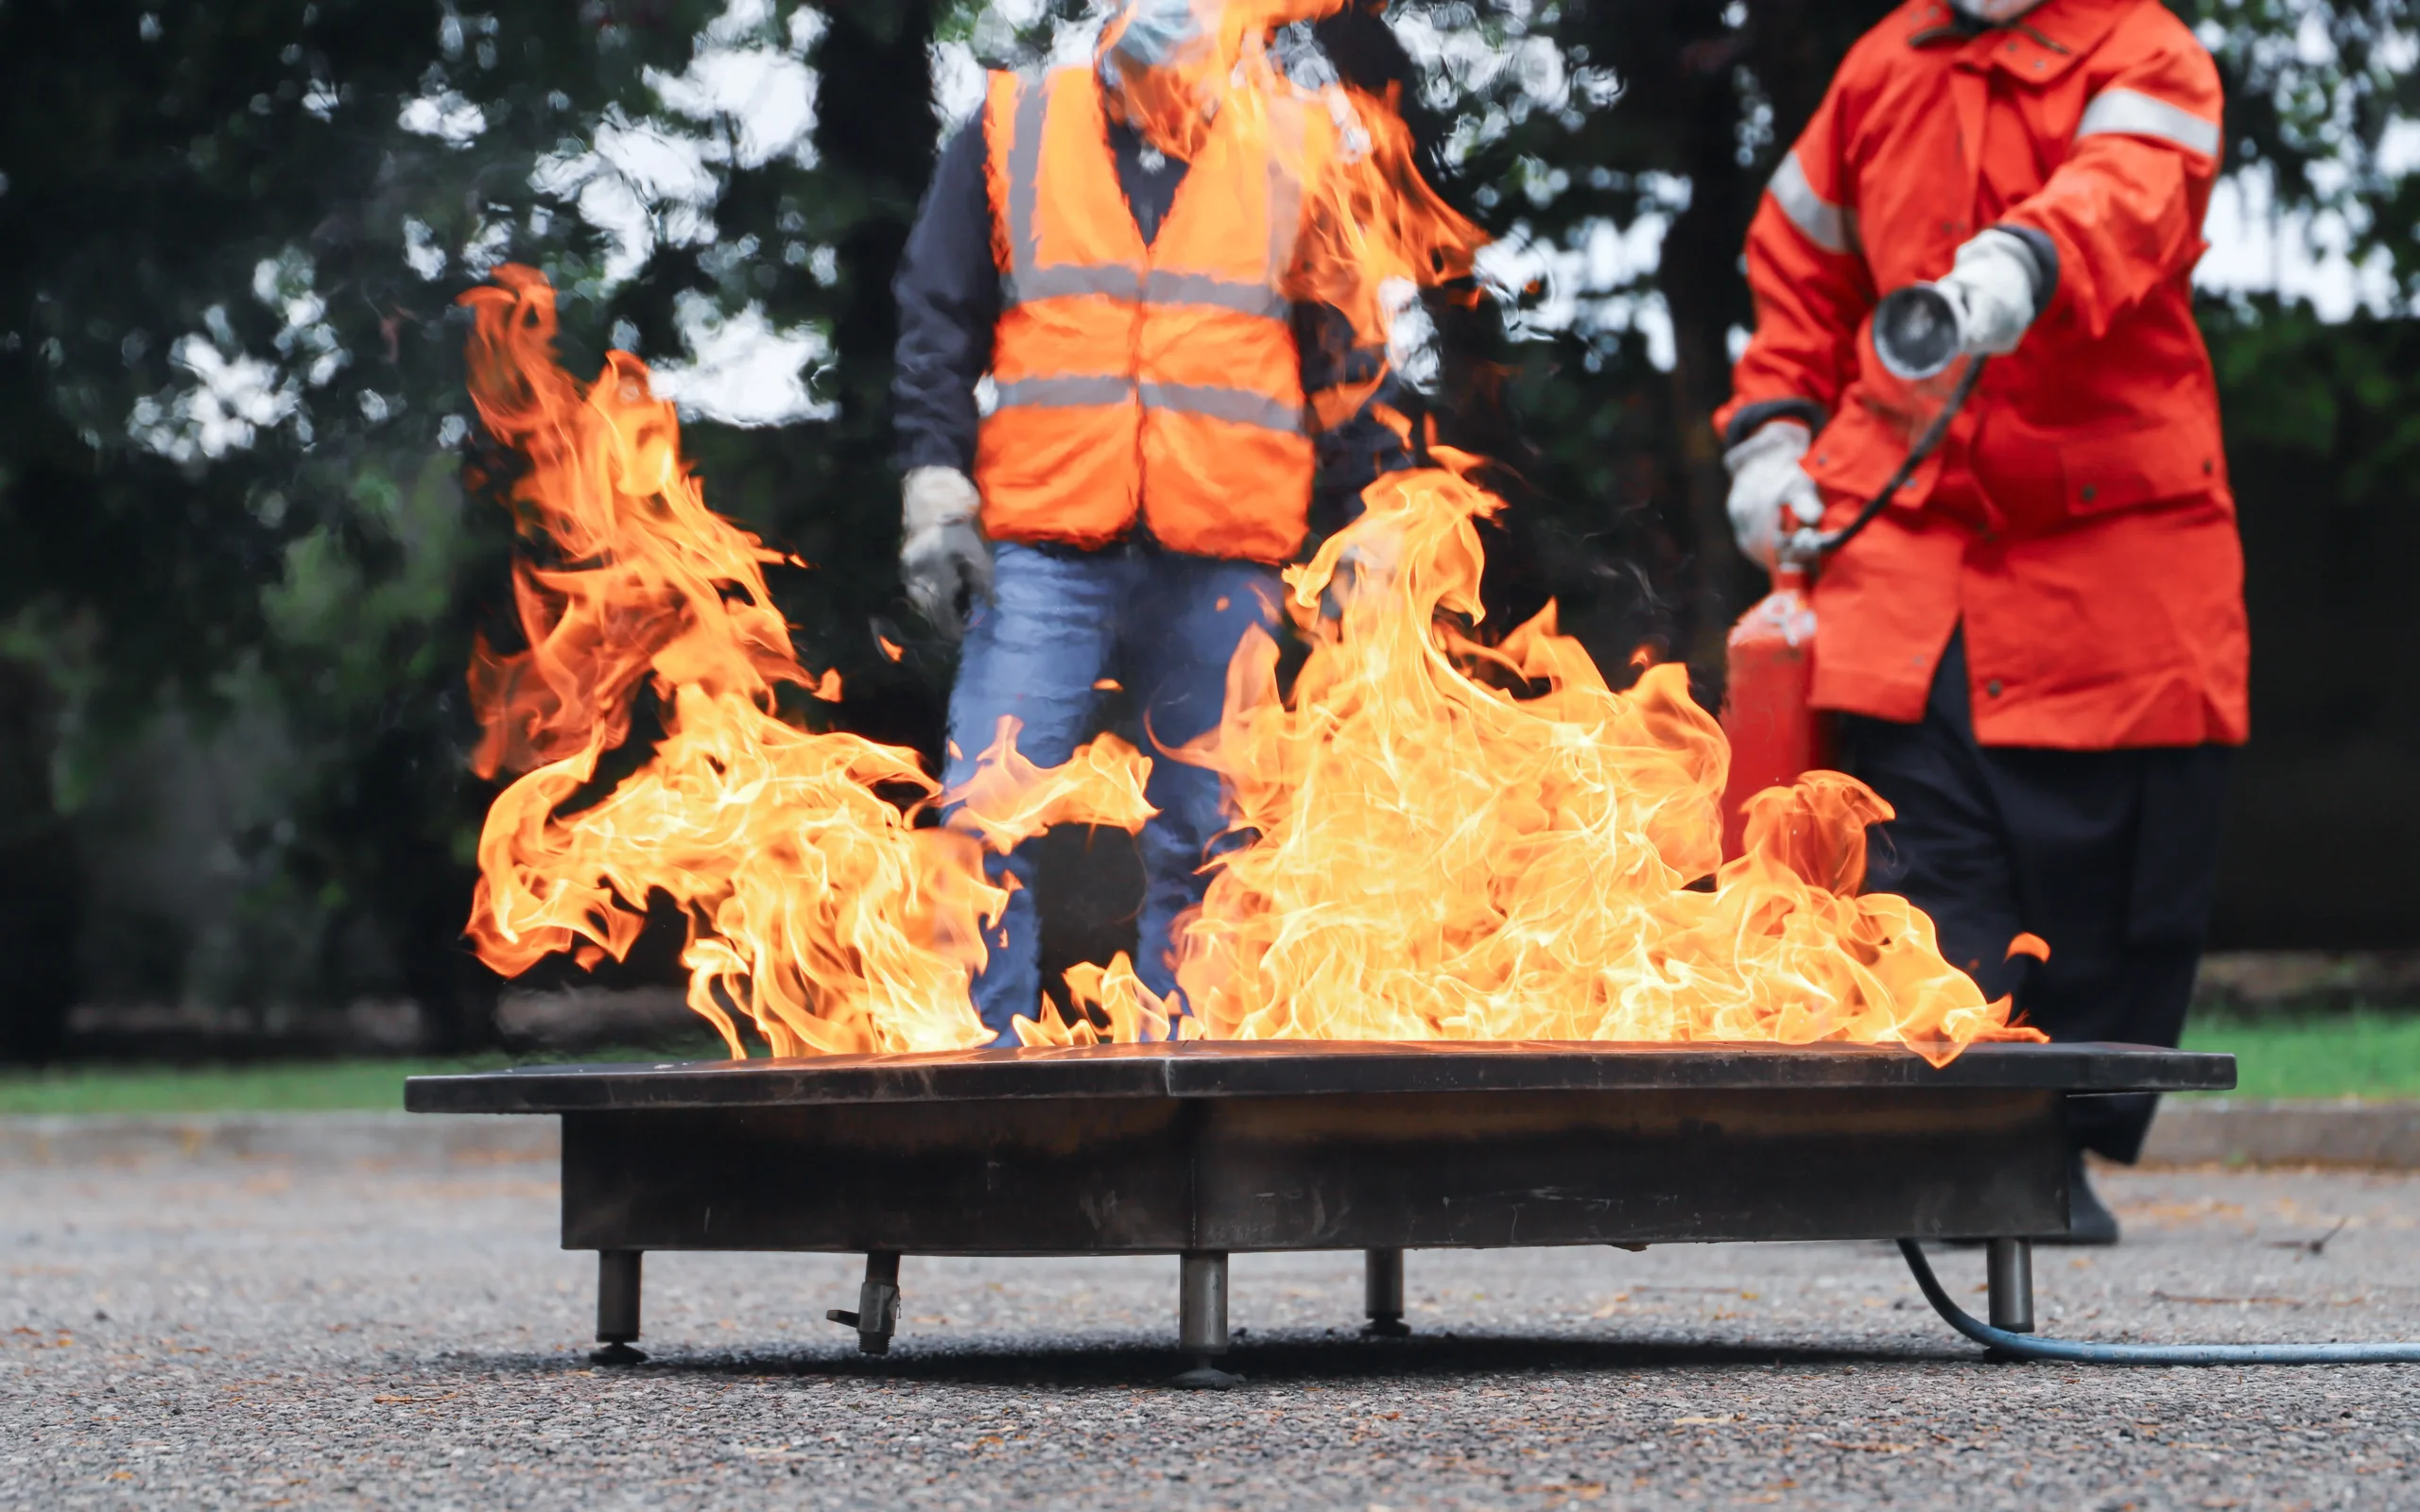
xmin=0 ymin=1040 xmax=731 ymax=1116
xmin=2180 ymin=1010 xmax=2420 ymax=1101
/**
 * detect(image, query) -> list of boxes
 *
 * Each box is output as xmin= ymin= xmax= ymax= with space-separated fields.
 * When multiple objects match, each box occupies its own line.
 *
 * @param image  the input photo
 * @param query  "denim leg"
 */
xmin=1118 ymin=557 xmax=1282 ymax=1007
xmin=942 ymin=544 xmax=1132 ymax=1040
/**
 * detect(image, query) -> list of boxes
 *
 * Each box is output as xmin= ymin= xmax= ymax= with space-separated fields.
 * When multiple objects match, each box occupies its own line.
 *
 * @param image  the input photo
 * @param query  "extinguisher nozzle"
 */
xmin=1874 ymin=284 xmax=1962 ymax=381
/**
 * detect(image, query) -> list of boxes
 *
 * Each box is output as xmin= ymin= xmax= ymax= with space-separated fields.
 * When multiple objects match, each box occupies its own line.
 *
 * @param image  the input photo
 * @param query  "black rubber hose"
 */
xmin=1897 ymin=1239 xmax=2420 ymax=1366
xmin=1795 ymin=353 xmax=1990 ymax=560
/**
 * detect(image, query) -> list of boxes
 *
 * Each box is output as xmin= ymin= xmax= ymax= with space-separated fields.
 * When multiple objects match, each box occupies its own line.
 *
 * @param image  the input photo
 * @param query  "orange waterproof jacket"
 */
xmin=1715 ymin=0 xmax=2248 ymax=749
xmin=974 ymin=67 xmax=1330 ymax=563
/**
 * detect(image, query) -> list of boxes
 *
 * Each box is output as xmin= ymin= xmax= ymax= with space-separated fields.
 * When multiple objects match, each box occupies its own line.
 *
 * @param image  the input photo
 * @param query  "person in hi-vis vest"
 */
xmin=890 ymin=0 xmax=1422 ymax=1040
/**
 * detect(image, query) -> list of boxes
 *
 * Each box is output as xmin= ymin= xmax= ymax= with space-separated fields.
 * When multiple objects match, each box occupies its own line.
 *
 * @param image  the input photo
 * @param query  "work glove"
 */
xmin=1934 ymin=229 xmax=2045 ymax=358
xmin=1722 ymin=421 xmax=1826 ymax=571
xmin=899 ymin=466 xmax=993 ymax=640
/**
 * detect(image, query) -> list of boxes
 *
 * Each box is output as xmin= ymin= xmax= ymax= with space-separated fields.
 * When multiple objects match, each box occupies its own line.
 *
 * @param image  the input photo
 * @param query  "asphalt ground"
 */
xmin=4 ymin=1132 xmax=2418 ymax=1509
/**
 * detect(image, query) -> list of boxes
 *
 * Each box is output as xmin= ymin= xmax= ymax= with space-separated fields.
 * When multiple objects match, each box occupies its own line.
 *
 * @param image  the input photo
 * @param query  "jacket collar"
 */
xmin=1902 ymin=0 xmax=2135 ymax=82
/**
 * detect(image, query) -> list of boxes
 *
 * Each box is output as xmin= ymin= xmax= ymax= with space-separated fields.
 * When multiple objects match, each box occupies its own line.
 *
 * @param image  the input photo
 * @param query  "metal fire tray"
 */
xmin=406 ymin=1040 xmax=2231 ymax=1372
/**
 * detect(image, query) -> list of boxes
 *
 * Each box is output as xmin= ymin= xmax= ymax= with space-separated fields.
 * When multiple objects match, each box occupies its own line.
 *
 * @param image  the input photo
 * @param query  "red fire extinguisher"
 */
xmin=1718 ymin=284 xmax=1989 ymax=860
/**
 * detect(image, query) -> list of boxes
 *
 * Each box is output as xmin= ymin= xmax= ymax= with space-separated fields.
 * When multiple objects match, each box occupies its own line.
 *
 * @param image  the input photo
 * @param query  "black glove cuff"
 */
xmin=1722 ymin=397 xmax=1828 ymax=452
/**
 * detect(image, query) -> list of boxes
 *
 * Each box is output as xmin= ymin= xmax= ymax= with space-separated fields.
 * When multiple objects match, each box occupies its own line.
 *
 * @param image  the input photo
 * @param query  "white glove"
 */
xmin=899 ymin=466 xmax=993 ymax=640
xmin=1723 ymin=421 xmax=1826 ymax=570
xmin=1936 ymin=229 xmax=2042 ymax=357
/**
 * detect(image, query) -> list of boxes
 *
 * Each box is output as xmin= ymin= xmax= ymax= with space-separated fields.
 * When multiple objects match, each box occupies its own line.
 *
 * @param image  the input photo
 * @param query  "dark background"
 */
xmin=1 ymin=0 xmax=2412 ymax=1058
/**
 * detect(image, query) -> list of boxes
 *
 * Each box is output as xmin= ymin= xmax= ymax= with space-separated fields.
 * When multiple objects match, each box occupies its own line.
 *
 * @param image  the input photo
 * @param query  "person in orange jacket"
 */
xmin=1717 ymin=0 xmax=2246 ymax=1240
xmin=892 ymin=0 xmax=1426 ymax=1041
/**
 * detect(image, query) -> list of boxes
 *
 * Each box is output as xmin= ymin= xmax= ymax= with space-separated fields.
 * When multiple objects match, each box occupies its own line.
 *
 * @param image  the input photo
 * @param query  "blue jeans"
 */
xmin=942 ymin=543 xmax=1279 ymax=1041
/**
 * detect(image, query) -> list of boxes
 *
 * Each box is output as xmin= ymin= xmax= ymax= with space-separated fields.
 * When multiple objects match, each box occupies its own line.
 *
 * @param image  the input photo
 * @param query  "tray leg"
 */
xmin=1363 ymin=1247 xmax=1410 ymax=1337
xmin=824 ymin=1250 xmax=902 ymax=1355
xmin=1987 ymin=1238 xmax=2034 ymax=1334
xmin=593 ymin=1249 xmax=647 ymax=1366
xmin=1173 ymin=1250 xmax=1238 ymax=1388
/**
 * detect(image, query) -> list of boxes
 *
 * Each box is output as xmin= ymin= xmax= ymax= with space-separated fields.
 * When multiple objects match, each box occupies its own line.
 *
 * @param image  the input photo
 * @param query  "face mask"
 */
xmin=1948 ymin=0 xmax=2048 ymax=22
xmin=1098 ymin=0 xmax=1225 ymax=159
xmin=1095 ymin=0 xmax=1340 ymax=159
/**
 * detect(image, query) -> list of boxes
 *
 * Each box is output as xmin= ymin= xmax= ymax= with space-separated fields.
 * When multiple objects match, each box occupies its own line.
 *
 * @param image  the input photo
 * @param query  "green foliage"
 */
xmin=2183 ymin=0 xmax=2420 ymax=285
xmin=0 ymin=0 xmax=737 ymax=1048
xmin=0 ymin=1041 xmax=733 ymax=1114
xmin=2201 ymin=296 xmax=2420 ymax=510
xmin=2196 ymin=300 xmax=2420 ymax=946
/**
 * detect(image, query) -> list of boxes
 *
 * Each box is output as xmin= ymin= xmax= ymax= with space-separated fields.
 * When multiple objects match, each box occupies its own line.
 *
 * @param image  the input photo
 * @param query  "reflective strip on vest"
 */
xmin=2075 ymin=88 xmax=2221 ymax=157
xmin=994 ymin=375 xmax=1137 ymax=409
xmin=1014 ymin=264 xmax=1146 ymax=301
xmin=1142 ymin=269 xmax=1286 ymax=317
xmin=1264 ymin=103 xmax=1306 ymax=291
xmin=1002 ymin=77 xmax=1050 ymax=300
xmin=994 ymin=375 xmax=1304 ymax=435
xmin=1768 ymin=149 xmax=1861 ymax=257
xmin=1004 ymin=266 xmax=1279 ymax=313
xmin=996 ymin=75 xmax=1288 ymax=315
xmin=1140 ymin=381 xmax=1304 ymax=435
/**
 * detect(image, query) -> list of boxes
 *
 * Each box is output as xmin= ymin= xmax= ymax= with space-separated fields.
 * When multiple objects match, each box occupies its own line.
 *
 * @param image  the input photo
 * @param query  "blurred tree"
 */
xmin=0 ymin=0 xmax=722 ymax=1053
xmin=640 ymin=0 xmax=946 ymax=752
xmin=2197 ymin=300 xmax=2420 ymax=945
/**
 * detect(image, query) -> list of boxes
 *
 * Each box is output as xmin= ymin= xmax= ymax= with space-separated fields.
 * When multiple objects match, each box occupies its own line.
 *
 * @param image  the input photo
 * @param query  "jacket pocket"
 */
xmin=1971 ymin=405 xmax=2222 ymax=535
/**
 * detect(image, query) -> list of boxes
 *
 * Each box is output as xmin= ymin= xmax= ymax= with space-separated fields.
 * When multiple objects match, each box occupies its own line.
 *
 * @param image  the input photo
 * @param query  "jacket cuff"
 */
xmin=1991 ymin=222 xmax=2062 ymax=313
xmin=1721 ymin=397 xmax=1828 ymax=452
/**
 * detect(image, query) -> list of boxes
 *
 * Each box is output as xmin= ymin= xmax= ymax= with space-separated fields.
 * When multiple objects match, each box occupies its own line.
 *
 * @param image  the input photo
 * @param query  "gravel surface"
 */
xmin=5 ymin=1129 xmax=2418 ymax=1509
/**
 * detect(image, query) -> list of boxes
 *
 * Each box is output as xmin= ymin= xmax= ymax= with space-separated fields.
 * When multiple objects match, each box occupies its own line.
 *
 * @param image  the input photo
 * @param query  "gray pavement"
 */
xmin=4 ymin=1127 xmax=2418 ymax=1509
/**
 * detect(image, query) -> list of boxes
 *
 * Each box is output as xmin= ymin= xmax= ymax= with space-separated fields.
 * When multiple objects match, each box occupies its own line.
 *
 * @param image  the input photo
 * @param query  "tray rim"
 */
xmin=405 ymin=1039 xmax=2236 ymax=1114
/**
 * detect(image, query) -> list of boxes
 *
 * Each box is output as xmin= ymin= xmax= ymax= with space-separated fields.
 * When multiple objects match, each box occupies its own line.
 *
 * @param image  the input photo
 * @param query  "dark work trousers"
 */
xmin=1836 ymin=631 xmax=2232 ymax=1162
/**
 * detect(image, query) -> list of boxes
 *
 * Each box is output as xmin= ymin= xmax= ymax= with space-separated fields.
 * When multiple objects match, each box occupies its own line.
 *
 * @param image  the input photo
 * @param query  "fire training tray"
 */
xmin=406 ymin=1040 xmax=2231 ymax=1256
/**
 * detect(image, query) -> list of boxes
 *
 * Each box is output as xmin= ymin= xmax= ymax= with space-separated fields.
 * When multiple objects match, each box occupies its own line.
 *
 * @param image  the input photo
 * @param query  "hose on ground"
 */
xmin=1897 ymin=1239 xmax=2420 ymax=1366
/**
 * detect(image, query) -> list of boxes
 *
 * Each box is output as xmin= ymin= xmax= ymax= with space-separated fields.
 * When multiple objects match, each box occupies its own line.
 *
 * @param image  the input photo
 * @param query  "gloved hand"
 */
xmin=1723 ymin=421 xmax=1826 ymax=570
xmin=899 ymin=466 xmax=993 ymax=640
xmin=1935 ymin=229 xmax=2045 ymax=357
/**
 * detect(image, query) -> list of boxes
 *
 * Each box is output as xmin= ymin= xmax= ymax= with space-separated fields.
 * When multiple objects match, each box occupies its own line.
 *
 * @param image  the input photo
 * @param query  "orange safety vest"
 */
xmin=974 ymin=66 xmax=1327 ymax=563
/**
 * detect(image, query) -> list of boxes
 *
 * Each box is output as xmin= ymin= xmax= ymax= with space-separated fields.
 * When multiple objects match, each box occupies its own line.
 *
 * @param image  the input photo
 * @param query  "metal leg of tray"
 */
xmin=1363 ymin=1247 xmax=1411 ymax=1337
xmin=1172 ymin=1250 xmax=1239 ymax=1388
xmin=592 ymin=1249 xmax=647 ymax=1366
xmin=824 ymin=1250 xmax=902 ymax=1355
xmin=1986 ymin=1238 xmax=2034 ymax=1335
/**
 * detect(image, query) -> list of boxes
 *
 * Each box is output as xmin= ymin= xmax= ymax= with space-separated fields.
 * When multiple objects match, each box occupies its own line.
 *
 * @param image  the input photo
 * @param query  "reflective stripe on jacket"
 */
xmin=974 ymin=67 xmax=1328 ymax=562
xmin=1715 ymin=0 xmax=2247 ymax=749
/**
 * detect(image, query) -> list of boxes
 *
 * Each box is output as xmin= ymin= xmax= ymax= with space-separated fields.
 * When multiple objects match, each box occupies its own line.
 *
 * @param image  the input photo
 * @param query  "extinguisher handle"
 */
xmin=1782 ymin=352 xmax=1989 ymax=567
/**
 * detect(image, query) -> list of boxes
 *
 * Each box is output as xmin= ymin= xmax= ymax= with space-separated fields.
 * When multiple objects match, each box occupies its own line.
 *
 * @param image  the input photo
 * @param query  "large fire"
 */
xmin=456 ymin=9 xmax=2045 ymax=1066
xmin=459 ymin=269 xmax=1154 ymax=1057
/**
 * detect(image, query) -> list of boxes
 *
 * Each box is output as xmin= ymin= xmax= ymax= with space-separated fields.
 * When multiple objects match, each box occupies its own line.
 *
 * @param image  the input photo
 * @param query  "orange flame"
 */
xmin=1147 ymin=458 xmax=2042 ymax=1065
xmin=454 ymin=6 xmax=2039 ymax=1066
xmin=458 ymin=266 xmax=1154 ymax=1057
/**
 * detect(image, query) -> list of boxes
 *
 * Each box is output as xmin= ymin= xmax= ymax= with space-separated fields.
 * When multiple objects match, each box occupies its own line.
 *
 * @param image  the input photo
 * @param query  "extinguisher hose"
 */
xmin=1899 ymin=1240 xmax=2420 ymax=1366
xmin=1792 ymin=354 xmax=1990 ymax=561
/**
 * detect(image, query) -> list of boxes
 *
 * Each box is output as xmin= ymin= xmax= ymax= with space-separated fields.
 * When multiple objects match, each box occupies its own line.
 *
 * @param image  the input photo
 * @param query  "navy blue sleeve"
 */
xmin=1296 ymin=299 xmax=1425 ymax=528
xmin=892 ymin=116 xmax=998 ymax=474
